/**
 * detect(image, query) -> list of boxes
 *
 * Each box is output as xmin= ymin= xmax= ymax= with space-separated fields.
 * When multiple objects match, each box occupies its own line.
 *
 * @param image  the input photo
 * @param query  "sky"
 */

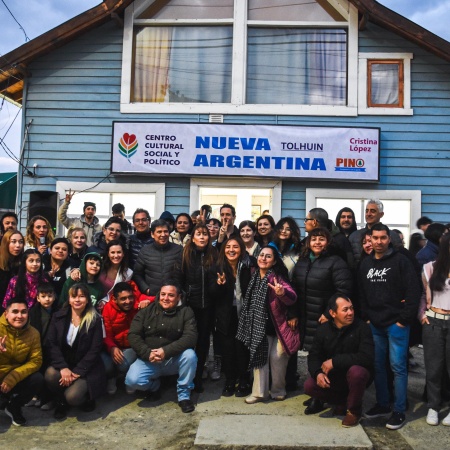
xmin=1 ymin=0 xmax=450 ymax=173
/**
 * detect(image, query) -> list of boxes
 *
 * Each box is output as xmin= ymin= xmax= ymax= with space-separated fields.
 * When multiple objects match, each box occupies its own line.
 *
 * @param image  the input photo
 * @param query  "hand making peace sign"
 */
xmin=217 ymin=272 xmax=226 ymax=285
xmin=268 ymin=276 xmax=285 ymax=297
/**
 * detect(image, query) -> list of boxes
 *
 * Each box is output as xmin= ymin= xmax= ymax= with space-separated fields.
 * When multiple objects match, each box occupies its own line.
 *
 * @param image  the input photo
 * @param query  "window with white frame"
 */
xmin=306 ymin=188 xmax=421 ymax=248
xmin=358 ymin=53 xmax=413 ymax=115
xmin=55 ymin=181 xmax=165 ymax=236
xmin=121 ymin=0 xmax=359 ymax=116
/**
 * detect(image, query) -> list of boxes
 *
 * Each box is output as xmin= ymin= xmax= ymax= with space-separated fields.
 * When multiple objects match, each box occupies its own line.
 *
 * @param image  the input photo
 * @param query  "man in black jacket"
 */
xmin=304 ymin=294 xmax=374 ymax=427
xmin=358 ymin=223 xmax=421 ymax=430
xmin=125 ymin=281 xmax=198 ymax=413
xmin=132 ymin=219 xmax=182 ymax=296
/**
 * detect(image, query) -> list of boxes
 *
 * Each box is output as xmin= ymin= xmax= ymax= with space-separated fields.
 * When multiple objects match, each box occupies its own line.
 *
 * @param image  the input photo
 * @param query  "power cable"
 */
xmin=1 ymin=0 xmax=30 ymax=42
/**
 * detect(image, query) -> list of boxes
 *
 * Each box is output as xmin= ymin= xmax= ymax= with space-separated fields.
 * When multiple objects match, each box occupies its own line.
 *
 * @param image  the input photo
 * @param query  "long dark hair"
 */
xmin=175 ymin=213 xmax=194 ymax=235
xmin=102 ymin=240 xmax=128 ymax=278
xmin=272 ymin=217 xmax=301 ymax=255
xmin=429 ymin=233 xmax=450 ymax=292
xmin=217 ymin=236 xmax=247 ymax=280
xmin=182 ymin=224 xmax=216 ymax=272
xmin=16 ymin=249 xmax=45 ymax=299
xmin=255 ymin=214 xmax=276 ymax=246
xmin=258 ymin=245 xmax=289 ymax=280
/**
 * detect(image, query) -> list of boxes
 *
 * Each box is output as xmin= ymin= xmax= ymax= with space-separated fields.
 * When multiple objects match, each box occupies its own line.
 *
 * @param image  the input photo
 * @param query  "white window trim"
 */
xmin=55 ymin=181 xmax=165 ymax=236
xmin=358 ymin=52 xmax=413 ymax=115
xmin=190 ymin=177 xmax=282 ymax=222
xmin=306 ymin=188 xmax=421 ymax=229
xmin=120 ymin=0 xmax=358 ymax=116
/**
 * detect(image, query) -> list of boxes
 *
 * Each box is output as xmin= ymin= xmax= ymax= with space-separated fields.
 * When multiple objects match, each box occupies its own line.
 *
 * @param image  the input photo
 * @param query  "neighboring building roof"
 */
xmin=0 ymin=172 xmax=17 ymax=209
xmin=1 ymin=0 xmax=450 ymax=105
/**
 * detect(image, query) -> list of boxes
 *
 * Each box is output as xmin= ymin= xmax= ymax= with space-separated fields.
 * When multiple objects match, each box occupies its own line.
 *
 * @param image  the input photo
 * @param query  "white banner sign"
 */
xmin=111 ymin=122 xmax=380 ymax=181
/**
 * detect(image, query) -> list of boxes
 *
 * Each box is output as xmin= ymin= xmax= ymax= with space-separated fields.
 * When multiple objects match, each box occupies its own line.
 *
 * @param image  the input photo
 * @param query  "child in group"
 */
xmin=2 ymin=249 xmax=47 ymax=309
xmin=27 ymin=282 xmax=58 ymax=409
xmin=59 ymin=252 xmax=104 ymax=308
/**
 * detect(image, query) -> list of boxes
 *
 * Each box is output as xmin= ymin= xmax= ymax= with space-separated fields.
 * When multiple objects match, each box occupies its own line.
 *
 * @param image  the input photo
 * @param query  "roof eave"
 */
xmin=349 ymin=0 xmax=450 ymax=63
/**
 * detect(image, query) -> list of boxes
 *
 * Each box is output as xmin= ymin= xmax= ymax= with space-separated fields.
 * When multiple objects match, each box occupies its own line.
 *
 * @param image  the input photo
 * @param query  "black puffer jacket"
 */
xmin=181 ymin=248 xmax=217 ymax=310
xmin=209 ymin=254 xmax=256 ymax=335
xmin=133 ymin=242 xmax=182 ymax=296
xmin=292 ymin=252 xmax=353 ymax=350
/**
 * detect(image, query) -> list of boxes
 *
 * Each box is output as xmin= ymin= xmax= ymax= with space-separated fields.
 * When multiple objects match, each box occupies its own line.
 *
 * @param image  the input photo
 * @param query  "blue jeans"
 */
xmin=125 ymin=349 xmax=197 ymax=402
xmin=370 ymin=323 xmax=410 ymax=413
xmin=101 ymin=348 xmax=137 ymax=378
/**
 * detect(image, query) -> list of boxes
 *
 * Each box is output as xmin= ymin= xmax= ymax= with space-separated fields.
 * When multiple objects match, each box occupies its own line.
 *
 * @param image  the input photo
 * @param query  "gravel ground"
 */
xmin=1 ymin=346 xmax=448 ymax=449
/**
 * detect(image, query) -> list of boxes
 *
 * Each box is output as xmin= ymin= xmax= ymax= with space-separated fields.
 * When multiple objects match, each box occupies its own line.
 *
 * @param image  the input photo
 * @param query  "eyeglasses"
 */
xmin=134 ymin=218 xmax=149 ymax=223
xmin=303 ymin=218 xmax=314 ymax=223
xmin=106 ymin=227 xmax=121 ymax=233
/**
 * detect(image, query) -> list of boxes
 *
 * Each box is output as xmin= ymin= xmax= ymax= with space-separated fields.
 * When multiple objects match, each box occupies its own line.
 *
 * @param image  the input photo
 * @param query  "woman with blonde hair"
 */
xmin=45 ymin=282 xmax=106 ymax=420
xmin=25 ymin=215 xmax=54 ymax=254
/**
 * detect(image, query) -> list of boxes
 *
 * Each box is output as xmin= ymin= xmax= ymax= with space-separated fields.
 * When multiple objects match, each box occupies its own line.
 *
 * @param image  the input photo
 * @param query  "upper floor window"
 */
xmin=121 ymin=0 xmax=359 ymax=115
xmin=358 ymin=53 xmax=413 ymax=115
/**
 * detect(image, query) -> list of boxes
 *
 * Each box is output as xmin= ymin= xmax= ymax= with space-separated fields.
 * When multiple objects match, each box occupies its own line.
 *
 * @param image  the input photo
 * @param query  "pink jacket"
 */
xmin=266 ymin=273 xmax=300 ymax=356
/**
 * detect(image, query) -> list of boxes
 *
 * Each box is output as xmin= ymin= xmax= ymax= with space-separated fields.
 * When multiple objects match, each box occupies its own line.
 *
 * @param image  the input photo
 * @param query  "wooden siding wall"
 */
xmin=20 ymin=21 xmax=450 ymax=231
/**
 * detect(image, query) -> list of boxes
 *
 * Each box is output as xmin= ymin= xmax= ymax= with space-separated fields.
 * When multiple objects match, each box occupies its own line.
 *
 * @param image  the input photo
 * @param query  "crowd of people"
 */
xmin=1 ymin=195 xmax=449 ymax=432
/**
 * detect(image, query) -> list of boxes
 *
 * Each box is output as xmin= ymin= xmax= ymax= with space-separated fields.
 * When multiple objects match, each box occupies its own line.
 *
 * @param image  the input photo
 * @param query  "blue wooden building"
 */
xmin=0 ymin=0 xmax=449 ymax=236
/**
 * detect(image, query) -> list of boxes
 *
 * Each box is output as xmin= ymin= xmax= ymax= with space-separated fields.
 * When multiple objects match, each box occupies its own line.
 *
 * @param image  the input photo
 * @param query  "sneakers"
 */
xmin=5 ymin=402 xmax=26 ymax=426
xmin=178 ymin=399 xmax=195 ymax=413
xmin=210 ymin=356 xmax=221 ymax=381
xmin=364 ymin=404 xmax=392 ymax=419
xmin=442 ymin=411 xmax=450 ymax=426
xmin=386 ymin=411 xmax=406 ymax=430
xmin=106 ymin=377 xmax=117 ymax=395
xmin=342 ymin=410 xmax=361 ymax=428
xmin=426 ymin=408 xmax=439 ymax=426
xmin=24 ymin=396 xmax=38 ymax=407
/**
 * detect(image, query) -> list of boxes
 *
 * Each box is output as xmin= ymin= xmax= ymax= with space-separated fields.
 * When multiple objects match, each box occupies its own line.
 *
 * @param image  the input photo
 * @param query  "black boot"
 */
xmin=305 ymin=398 xmax=326 ymax=415
xmin=54 ymin=399 xmax=69 ymax=420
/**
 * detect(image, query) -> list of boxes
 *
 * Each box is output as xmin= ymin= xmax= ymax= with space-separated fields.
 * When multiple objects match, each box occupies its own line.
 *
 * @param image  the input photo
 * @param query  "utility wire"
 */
xmin=1 ymin=0 xmax=30 ymax=42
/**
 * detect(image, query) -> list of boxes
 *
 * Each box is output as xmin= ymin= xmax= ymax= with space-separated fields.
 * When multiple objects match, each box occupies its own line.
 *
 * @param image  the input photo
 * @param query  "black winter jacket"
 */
xmin=128 ymin=300 xmax=198 ymax=360
xmin=45 ymin=307 xmax=106 ymax=400
xmin=209 ymin=254 xmax=256 ymax=335
xmin=308 ymin=318 xmax=374 ymax=380
xmin=358 ymin=249 xmax=421 ymax=328
xmin=293 ymin=252 xmax=353 ymax=350
xmin=133 ymin=242 xmax=182 ymax=296
xmin=181 ymin=248 xmax=217 ymax=310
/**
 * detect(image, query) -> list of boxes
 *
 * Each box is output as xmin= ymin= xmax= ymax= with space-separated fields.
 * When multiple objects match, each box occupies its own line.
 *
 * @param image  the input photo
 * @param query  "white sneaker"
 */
xmin=426 ymin=408 xmax=439 ymax=426
xmin=442 ymin=411 xmax=450 ymax=426
xmin=107 ymin=377 xmax=117 ymax=395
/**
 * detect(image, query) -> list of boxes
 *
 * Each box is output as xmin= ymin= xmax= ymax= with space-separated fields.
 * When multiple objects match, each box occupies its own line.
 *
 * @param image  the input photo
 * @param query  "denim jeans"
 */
xmin=101 ymin=348 xmax=137 ymax=378
xmin=125 ymin=349 xmax=197 ymax=401
xmin=370 ymin=322 xmax=410 ymax=413
xmin=422 ymin=316 xmax=450 ymax=410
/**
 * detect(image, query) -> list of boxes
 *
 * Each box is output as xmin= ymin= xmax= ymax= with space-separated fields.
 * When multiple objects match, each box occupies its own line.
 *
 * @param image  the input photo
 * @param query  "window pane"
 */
xmin=133 ymin=26 xmax=232 ymax=103
xmin=111 ymin=193 xmax=156 ymax=223
xmin=138 ymin=0 xmax=234 ymax=20
xmin=370 ymin=63 xmax=399 ymax=105
xmin=246 ymin=28 xmax=347 ymax=105
xmin=248 ymin=0 xmax=341 ymax=21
